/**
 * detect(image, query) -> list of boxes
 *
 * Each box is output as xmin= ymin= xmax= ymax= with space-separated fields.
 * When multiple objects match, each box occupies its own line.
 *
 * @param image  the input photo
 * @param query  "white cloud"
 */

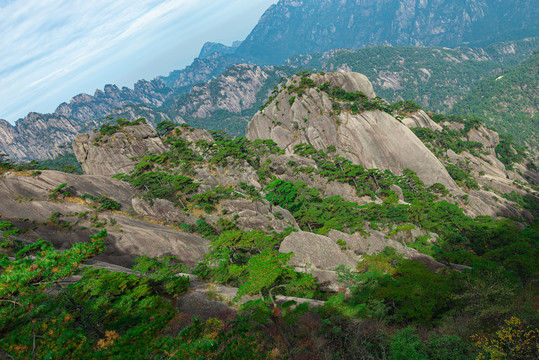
xmin=0 ymin=0 xmax=276 ymax=123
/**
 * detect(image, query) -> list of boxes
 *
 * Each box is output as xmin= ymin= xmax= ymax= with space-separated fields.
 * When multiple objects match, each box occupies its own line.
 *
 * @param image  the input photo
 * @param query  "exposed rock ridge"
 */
xmin=246 ymin=72 xmax=459 ymax=190
xmin=55 ymin=79 xmax=173 ymax=122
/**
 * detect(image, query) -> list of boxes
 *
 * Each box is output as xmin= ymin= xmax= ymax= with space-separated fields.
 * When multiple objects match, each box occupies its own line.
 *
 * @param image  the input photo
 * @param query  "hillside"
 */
xmin=287 ymin=38 xmax=539 ymax=113
xmin=452 ymin=51 xmax=539 ymax=148
xmin=1 ymin=72 xmax=537 ymax=358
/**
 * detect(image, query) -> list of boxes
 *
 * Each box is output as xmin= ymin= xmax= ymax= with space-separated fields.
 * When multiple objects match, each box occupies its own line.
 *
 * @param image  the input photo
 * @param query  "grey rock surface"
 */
xmin=279 ymin=229 xmax=447 ymax=290
xmin=246 ymin=72 xmax=458 ymax=190
xmin=0 ymin=170 xmax=208 ymax=268
xmin=402 ymin=110 xmax=443 ymax=131
xmin=73 ymin=123 xmax=167 ymax=176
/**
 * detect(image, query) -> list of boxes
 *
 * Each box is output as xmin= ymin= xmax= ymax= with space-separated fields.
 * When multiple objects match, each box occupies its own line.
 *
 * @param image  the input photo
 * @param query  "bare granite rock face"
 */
xmin=246 ymin=72 xmax=458 ymax=190
xmin=279 ymin=229 xmax=447 ymax=291
xmin=73 ymin=123 xmax=167 ymax=177
xmin=132 ymin=198 xmax=198 ymax=225
xmin=174 ymin=126 xmax=215 ymax=143
xmin=218 ymin=199 xmax=299 ymax=232
xmin=0 ymin=170 xmax=209 ymax=267
xmin=402 ymin=110 xmax=442 ymax=131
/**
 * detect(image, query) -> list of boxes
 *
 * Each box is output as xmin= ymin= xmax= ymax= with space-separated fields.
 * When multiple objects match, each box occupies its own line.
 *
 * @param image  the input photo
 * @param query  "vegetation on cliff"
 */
xmin=1 ymin=111 xmax=538 ymax=359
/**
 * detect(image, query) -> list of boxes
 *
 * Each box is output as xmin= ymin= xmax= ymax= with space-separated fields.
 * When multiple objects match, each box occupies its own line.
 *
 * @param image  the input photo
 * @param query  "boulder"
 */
xmin=279 ymin=229 xmax=446 ymax=290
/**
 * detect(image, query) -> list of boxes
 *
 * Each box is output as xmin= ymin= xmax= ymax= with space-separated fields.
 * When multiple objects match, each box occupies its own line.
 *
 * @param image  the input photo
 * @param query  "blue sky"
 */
xmin=0 ymin=0 xmax=276 ymax=124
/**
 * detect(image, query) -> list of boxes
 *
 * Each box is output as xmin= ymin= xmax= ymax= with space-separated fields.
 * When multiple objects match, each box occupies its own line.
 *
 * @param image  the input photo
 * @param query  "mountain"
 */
xmin=159 ymin=0 xmax=539 ymax=90
xmin=234 ymin=0 xmax=539 ymax=64
xmin=0 ymin=80 xmax=183 ymax=161
xmin=452 ymin=50 xmax=539 ymax=147
xmin=2 ymin=0 xmax=539 ymax=162
xmin=167 ymin=64 xmax=288 ymax=136
xmin=164 ymin=40 xmax=539 ymax=139
xmin=1 ymin=39 xmax=536 ymax=162
xmin=198 ymin=40 xmax=242 ymax=59
xmin=1 ymin=72 xmax=538 ymax=358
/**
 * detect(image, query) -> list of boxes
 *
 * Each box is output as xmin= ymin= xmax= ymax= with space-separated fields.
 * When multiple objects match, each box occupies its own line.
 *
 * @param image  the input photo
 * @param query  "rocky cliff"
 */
xmin=168 ymin=64 xmax=287 ymax=136
xmin=72 ymin=123 xmax=168 ymax=177
xmin=0 ymin=113 xmax=82 ymax=161
xmin=246 ymin=72 xmax=458 ymax=190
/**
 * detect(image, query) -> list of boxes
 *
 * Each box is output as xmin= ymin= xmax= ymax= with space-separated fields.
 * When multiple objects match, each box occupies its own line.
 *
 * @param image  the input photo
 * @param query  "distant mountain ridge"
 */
xmin=232 ymin=0 xmax=539 ymax=64
xmin=2 ymin=0 xmax=539 ymax=161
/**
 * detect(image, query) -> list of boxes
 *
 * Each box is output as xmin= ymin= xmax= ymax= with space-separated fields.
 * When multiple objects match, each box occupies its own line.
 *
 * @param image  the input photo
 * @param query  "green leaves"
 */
xmin=236 ymin=248 xmax=316 ymax=301
xmin=133 ymin=255 xmax=190 ymax=295
xmin=236 ymin=249 xmax=292 ymax=298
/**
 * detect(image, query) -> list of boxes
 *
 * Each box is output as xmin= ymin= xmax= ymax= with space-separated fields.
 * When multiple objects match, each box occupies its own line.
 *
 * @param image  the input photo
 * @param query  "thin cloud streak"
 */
xmin=0 ymin=0 xmax=276 ymax=123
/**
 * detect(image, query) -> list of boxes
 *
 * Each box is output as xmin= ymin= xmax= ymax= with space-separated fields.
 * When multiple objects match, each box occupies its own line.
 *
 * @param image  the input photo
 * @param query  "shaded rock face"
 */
xmin=199 ymin=41 xmax=242 ymax=59
xmin=246 ymin=72 xmax=458 ymax=190
xmin=73 ymin=124 xmax=167 ymax=177
xmin=280 ymin=230 xmax=445 ymax=291
xmin=0 ymin=170 xmax=209 ymax=268
xmin=159 ymin=52 xmax=243 ymax=91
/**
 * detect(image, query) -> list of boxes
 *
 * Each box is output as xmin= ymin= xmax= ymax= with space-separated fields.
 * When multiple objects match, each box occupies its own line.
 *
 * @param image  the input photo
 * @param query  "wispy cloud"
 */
xmin=0 ymin=0 xmax=275 ymax=123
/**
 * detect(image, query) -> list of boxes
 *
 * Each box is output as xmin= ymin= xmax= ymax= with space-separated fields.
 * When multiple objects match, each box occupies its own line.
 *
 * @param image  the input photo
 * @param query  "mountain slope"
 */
xmin=167 ymin=64 xmax=288 ymax=136
xmin=287 ymin=38 xmax=539 ymax=113
xmin=452 ymin=51 xmax=539 ymax=147
xmin=234 ymin=0 xmax=539 ymax=64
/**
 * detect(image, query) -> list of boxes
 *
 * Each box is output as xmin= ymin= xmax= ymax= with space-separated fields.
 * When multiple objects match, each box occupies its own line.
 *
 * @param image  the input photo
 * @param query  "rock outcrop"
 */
xmin=73 ymin=123 xmax=167 ymax=177
xmin=246 ymin=72 xmax=459 ymax=190
xmin=404 ymin=113 xmax=539 ymax=219
xmin=402 ymin=110 xmax=442 ymax=131
xmin=280 ymin=230 xmax=446 ymax=291
xmin=0 ymin=170 xmax=209 ymax=267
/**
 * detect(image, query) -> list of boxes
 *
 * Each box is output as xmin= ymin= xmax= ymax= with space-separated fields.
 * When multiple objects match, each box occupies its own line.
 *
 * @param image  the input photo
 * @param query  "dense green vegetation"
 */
xmin=452 ymin=51 xmax=539 ymax=148
xmin=1 ymin=122 xmax=538 ymax=359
